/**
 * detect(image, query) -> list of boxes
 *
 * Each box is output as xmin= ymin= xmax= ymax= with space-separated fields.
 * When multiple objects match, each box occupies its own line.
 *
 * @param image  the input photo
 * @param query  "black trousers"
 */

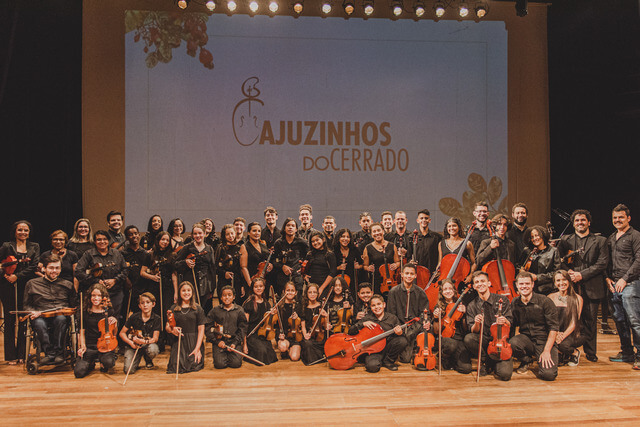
xmin=580 ymin=294 xmax=601 ymax=357
xmin=212 ymin=344 xmax=242 ymax=369
xmin=462 ymin=333 xmax=513 ymax=381
xmin=74 ymin=348 xmax=117 ymax=378
xmin=363 ymin=335 xmax=407 ymax=373
xmin=510 ymin=334 xmax=558 ymax=381
xmin=440 ymin=336 xmax=472 ymax=373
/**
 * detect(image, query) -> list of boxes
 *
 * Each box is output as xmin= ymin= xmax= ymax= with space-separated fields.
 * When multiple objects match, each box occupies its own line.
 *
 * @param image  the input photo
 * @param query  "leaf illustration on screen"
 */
xmin=125 ymin=10 xmax=214 ymax=70
xmin=439 ymin=173 xmax=509 ymax=224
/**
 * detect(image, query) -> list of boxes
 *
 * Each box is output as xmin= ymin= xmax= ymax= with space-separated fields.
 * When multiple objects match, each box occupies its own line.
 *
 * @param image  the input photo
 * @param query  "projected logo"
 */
xmin=232 ymin=77 xmax=264 ymax=147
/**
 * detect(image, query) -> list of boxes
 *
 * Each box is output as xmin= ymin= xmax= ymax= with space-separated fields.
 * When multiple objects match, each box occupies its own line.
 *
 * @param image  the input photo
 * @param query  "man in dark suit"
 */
xmin=558 ymin=209 xmax=609 ymax=362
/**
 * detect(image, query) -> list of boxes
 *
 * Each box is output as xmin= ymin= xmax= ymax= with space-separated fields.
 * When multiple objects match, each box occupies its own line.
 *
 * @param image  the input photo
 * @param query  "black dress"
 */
xmin=143 ymin=250 xmax=176 ymax=322
xmin=334 ymin=247 xmax=363 ymax=298
xmin=306 ymin=249 xmax=337 ymax=300
xmin=166 ymin=304 xmax=206 ymax=374
xmin=67 ymin=241 xmax=93 ymax=259
xmin=280 ymin=301 xmax=303 ymax=345
xmin=245 ymin=241 xmax=270 ymax=283
xmin=364 ymin=243 xmax=395 ymax=295
xmin=243 ymin=298 xmax=278 ymax=365
xmin=301 ymin=305 xmax=326 ymax=365
xmin=217 ymin=243 xmax=247 ymax=301
xmin=174 ymin=243 xmax=216 ymax=311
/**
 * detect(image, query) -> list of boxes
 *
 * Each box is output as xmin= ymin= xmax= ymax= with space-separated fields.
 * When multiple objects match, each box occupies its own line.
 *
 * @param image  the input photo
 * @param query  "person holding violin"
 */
xmin=347 ymin=294 xmax=407 ymax=372
xmin=206 ymin=285 xmax=248 ymax=369
xmin=140 ymin=231 xmax=178 ymax=329
xmin=557 ymin=209 xmax=608 ymax=362
xmin=362 ymin=222 xmax=399 ymax=295
xmin=67 ymin=218 xmax=94 ymax=258
xmin=326 ymin=276 xmax=353 ymax=335
xmin=354 ymin=282 xmax=373 ymax=321
xmin=174 ymin=223 xmax=216 ymax=313
xmin=106 ymin=210 xmax=125 ymax=250
xmin=273 ymin=218 xmax=309 ymax=294
xmin=385 ymin=211 xmax=413 ymax=266
xmin=300 ymin=282 xmax=329 ymax=365
xmin=387 ymin=263 xmax=428 ymax=363
xmin=476 ymin=214 xmax=516 ymax=269
xmin=521 ymin=225 xmax=561 ymax=295
xmin=509 ymin=271 xmax=559 ymax=380
xmin=39 ymin=230 xmax=79 ymax=289
xmin=462 ymin=271 xmax=513 ymax=380
xmin=242 ymin=277 xmax=278 ymax=365
xmin=438 ymin=217 xmax=476 ymax=284
xmin=216 ymin=224 xmax=252 ymax=303
xmin=24 ymin=255 xmax=76 ymax=365
xmin=167 ymin=218 xmax=185 ymax=252
xmin=119 ymin=292 xmax=161 ymax=373
xmin=166 ymin=281 xmax=206 ymax=374
xmin=469 ymin=202 xmax=492 ymax=254
xmin=140 ymin=214 xmax=163 ymax=250
xmin=0 ymin=220 xmax=40 ymax=364
xmin=333 ymin=228 xmax=363 ymax=298
xmin=75 ymin=283 xmax=118 ymax=378
xmin=549 ymin=270 xmax=584 ymax=366
xmin=432 ymin=279 xmax=471 ymax=373
xmin=245 ymin=222 xmax=273 ymax=286
xmin=278 ymin=281 xmax=303 ymax=361
xmin=261 ymin=206 xmax=281 ymax=249
xmin=306 ymin=231 xmax=337 ymax=300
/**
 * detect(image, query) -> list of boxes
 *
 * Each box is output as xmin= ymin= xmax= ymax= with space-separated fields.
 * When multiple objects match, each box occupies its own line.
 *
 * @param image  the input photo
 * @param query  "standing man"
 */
xmin=122 ymin=225 xmax=149 ymax=317
xmin=386 ymin=210 xmax=412 ymax=264
xmin=297 ymin=204 xmax=318 ymax=241
xmin=414 ymin=209 xmax=441 ymax=273
xmin=233 ymin=217 xmax=246 ymax=244
xmin=322 ymin=216 xmax=336 ymax=247
xmin=261 ymin=206 xmax=281 ymax=249
xmin=353 ymin=212 xmax=374 ymax=252
xmin=106 ymin=210 xmax=125 ymax=250
xmin=469 ymin=202 xmax=491 ymax=255
xmin=507 ymin=202 xmax=529 ymax=261
xmin=606 ymin=204 xmax=640 ymax=369
xmin=381 ymin=211 xmax=394 ymax=235
xmin=558 ymin=209 xmax=609 ymax=362
xmin=476 ymin=214 xmax=517 ymax=269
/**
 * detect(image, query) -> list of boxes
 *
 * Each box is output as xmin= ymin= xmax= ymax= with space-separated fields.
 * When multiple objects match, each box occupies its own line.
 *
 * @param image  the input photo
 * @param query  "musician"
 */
xmin=106 ymin=210 xmax=125 ymax=249
xmin=521 ymin=225 xmax=561 ymax=295
xmin=387 ymin=263 xmax=428 ymax=363
xmin=216 ymin=224 xmax=251 ymax=302
xmin=67 ymin=218 xmax=94 ymax=258
xmin=119 ymin=292 xmax=161 ymax=373
xmin=507 ymin=203 xmax=529 ymax=261
xmin=245 ymin=222 xmax=272 ymax=285
xmin=606 ymin=204 xmax=640 ymax=369
xmin=75 ymin=230 xmax=128 ymax=325
xmin=469 ymin=202 xmax=491 ymax=254
xmin=174 ymin=223 xmax=216 ymax=313
xmin=273 ymin=218 xmax=309 ymax=294
xmin=307 ymin=231 xmax=337 ymax=299
xmin=326 ymin=276 xmax=353 ymax=332
xmin=386 ymin=211 xmax=413 ymax=264
xmin=300 ymin=282 xmax=329 ymax=365
xmin=363 ymin=223 xmax=399 ymax=295
xmin=167 ymin=218 xmax=185 ymax=252
xmin=278 ymin=281 xmax=302 ymax=361
xmin=261 ymin=206 xmax=281 ymax=249
xmin=206 ymin=285 xmax=247 ymax=369
xmin=140 ymin=214 xmax=163 ymax=250
xmin=353 ymin=212 xmax=373 ymax=253
xmin=0 ymin=220 xmax=40 ymax=364
xmin=24 ymin=255 xmax=76 ymax=365
xmin=462 ymin=271 xmax=513 ymax=381
xmin=166 ymin=281 xmax=206 ymax=374
xmin=432 ymin=279 xmax=471 ymax=373
xmin=438 ymin=217 xmax=476 ymax=284
xmin=122 ymin=225 xmax=149 ymax=316
xmin=298 ymin=204 xmax=318 ymax=241
xmin=322 ymin=216 xmax=336 ymax=247
xmin=354 ymin=282 xmax=373 ymax=320
xmin=233 ymin=217 xmax=246 ymax=245
xmin=509 ymin=272 xmax=559 ymax=381
xmin=243 ymin=278 xmax=278 ymax=365
xmin=548 ymin=270 xmax=584 ymax=366
xmin=476 ymin=214 xmax=517 ymax=270
xmin=202 ymin=218 xmax=220 ymax=251
xmin=557 ymin=209 xmax=608 ymax=362
xmin=75 ymin=283 xmax=117 ymax=378
xmin=39 ymin=230 xmax=79 ymax=288
xmin=333 ymin=228 xmax=363 ymax=298
xmin=348 ymin=294 xmax=407 ymax=372
xmin=414 ymin=209 xmax=442 ymax=273
xmin=381 ymin=211 xmax=394 ymax=235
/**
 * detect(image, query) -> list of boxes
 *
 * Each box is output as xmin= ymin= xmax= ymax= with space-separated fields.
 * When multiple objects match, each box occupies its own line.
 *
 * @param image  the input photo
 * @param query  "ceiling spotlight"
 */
xmin=227 ymin=0 xmax=237 ymax=12
xmin=414 ymin=1 xmax=425 ymax=17
xmin=249 ymin=0 xmax=259 ymax=12
xmin=459 ymin=2 xmax=469 ymax=18
xmin=391 ymin=0 xmax=403 ymax=17
xmin=322 ymin=1 xmax=332 ymax=14
xmin=475 ymin=4 xmax=487 ymax=18
xmin=343 ymin=0 xmax=355 ymax=15
xmin=434 ymin=1 xmax=445 ymax=18
xmin=363 ymin=1 xmax=374 ymax=16
xmin=269 ymin=0 xmax=279 ymax=13
xmin=293 ymin=0 xmax=303 ymax=14
xmin=177 ymin=0 xmax=189 ymax=9
xmin=205 ymin=0 xmax=216 ymax=11
xmin=515 ymin=0 xmax=528 ymax=17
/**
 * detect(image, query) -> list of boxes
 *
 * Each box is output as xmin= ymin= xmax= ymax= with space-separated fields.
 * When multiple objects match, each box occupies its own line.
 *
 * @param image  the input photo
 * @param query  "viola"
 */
xmin=97 ymin=297 xmax=118 ymax=353
xmin=324 ymin=317 xmax=418 ymax=370
xmin=1 ymin=255 xmax=31 ymax=276
xmin=251 ymin=248 xmax=274 ymax=281
xmin=482 ymin=222 xmax=517 ymax=301
xmin=487 ymin=298 xmax=512 ymax=361
xmin=440 ymin=284 xmax=472 ymax=338
xmin=413 ymin=310 xmax=436 ymax=370
xmin=379 ymin=245 xmax=398 ymax=294
xmin=411 ymin=230 xmax=431 ymax=291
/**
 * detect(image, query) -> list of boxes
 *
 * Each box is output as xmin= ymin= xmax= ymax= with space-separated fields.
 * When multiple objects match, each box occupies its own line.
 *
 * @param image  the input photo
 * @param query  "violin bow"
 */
xmin=175 ymin=332 xmax=182 ymax=380
xmin=247 ymin=292 xmax=287 ymax=337
xmin=438 ymin=309 xmax=442 ymax=375
xmin=223 ymin=344 xmax=266 ymax=366
xmin=476 ymin=308 xmax=484 ymax=383
xmin=309 ymin=286 xmax=334 ymax=335
xmin=122 ymin=347 xmax=139 ymax=386
xmin=191 ymin=268 xmax=202 ymax=306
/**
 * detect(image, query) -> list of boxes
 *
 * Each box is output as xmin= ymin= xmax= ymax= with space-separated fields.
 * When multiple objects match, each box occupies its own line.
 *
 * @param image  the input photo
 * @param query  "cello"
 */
xmin=412 ymin=309 xmax=436 ymax=371
xmin=439 ymin=222 xmax=475 ymax=294
xmin=487 ymin=298 xmax=512 ymax=361
xmin=481 ymin=222 xmax=517 ymax=301
xmin=410 ymin=230 xmax=432 ymax=291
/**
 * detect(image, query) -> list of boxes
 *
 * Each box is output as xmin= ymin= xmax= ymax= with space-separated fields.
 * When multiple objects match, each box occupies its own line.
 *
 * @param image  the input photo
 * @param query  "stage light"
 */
xmin=205 ymin=0 xmax=216 ymax=11
xmin=269 ymin=0 xmax=279 ymax=13
xmin=515 ymin=0 xmax=528 ymax=17
xmin=391 ymin=0 xmax=403 ymax=17
xmin=227 ymin=0 xmax=237 ymax=12
xmin=459 ymin=2 xmax=469 ymax=18
xmin=475 ymin=3 xmax=487 ymax=18
xmin=177 ymin=0 xmax=189 ymax=9
xmin=343 ymin=0 xmax=355 ymax=15
xmin=321 ymin=1 xmax=332 ymax=14
xmin=433 ymin=1 xmax=445 ymax=18
xmin=363 ymin=1 xmax=374 ymax=16
xmin=293 ymin=0 xmax=303 ymax=14
xmin=414 ymin=1 xmax=425 ymax=18
xmin=249 ymin=0 xmax=259 ymax=12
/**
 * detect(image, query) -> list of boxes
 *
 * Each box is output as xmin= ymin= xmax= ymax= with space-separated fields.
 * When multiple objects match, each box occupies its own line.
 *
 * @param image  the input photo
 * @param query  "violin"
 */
xmin=413 ymin=310 xmax=436 ymax=370
xmin=1 ymin=255 xmax=31 ymax=276
xmin=309 ymin=287 xmax=333 ymax=342
xmin=16 ymin=307 xmax=76 ymax=322
xmin=86 ymin=262 xmax=116 ymax=278
xmin=440 ymin=284 xmax=472 ymax=338
xmin=167 ymin=309 xmax=177 ymax=329
xmin=337 ymin=254 xmax=352 ymax=287
xmin=521 ymin=247 xmax=540 ymax=272
xmin=286 ymin=300 xmax=303 ymax=342
xmin=324 ymin=317 xmax=418 ymax=370
xmin=482 ymin=221 xmax=517 ymax=301
xmin=210 ymin=322 xmax=232 ymax=339
xmin=379 ymin=245 xmax=398 ymax=294
xmin=410 ymin=231 xmax=431 ymax=290
xmin=97 ymin=296 xmax=118 ymax=353
xmin=560 ymin=248 xmax=583 ymax=266
xmin=252 ymin=248 xmax=274 ymax=281
xmin=332 ymin=291 xmax=352 ymax=334
xmin=487 ymin=298 xmax=512 ymax=361
xmin=258 ymin=287 xmax=281 ymax=341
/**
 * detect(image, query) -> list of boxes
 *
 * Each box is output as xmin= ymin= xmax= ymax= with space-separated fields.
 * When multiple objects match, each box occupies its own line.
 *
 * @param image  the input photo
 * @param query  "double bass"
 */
xmin=481 ymin=222 xmax=517 ymax=301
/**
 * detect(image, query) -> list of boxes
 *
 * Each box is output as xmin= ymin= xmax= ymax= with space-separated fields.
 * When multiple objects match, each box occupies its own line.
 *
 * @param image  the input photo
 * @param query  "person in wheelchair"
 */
xmin=24 ymin=254 xmax=76 ymax=365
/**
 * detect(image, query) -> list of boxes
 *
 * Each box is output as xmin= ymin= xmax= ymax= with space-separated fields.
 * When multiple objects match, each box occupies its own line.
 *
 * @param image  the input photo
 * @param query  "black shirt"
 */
xmin=349 ymin=311 xmax=401 ymax=335
xmin=469 ymin=226 xmax=491 ymax=255
xmin=75 ymin=248 xmax=128 ymax=292
xmin=466 ymin=293 xmax=513 ymax=341
xmin=414 ymin=229 xmax=442 ymax=272
xmin=507 ymin=225 xmax=528 ymax=262
xmin=124 ymin=311 xmax=162 ymax=344
xmin=206 ymin=304 xmax=247 ymax=347
xmin=261 ymin=226 xmax=281 ymax=249
xmin=23 ymin=276 xmax=76 ymax=312
xmin=84 ymin=309 xmax=114 ymax=348
xmin=511 ymin=293 xmax=559 ymax=345
xmin=385 ymin=230 xmax=414 ymax=262
xmin=387 ymin=284 xmax=428 ymax=324
xmin=608 ymin=226 xmax=640 ymax=283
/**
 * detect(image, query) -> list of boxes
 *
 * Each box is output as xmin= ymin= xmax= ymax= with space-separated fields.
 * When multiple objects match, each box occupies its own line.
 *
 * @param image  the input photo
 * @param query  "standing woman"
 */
xmin=39 ymin=230 xmax=79 ymax=289
xmin=141 ymin=214 xmax=163 ymax=251
xmin=549 ymin=270 xmax=584 ymax=366
xmin=140 ymin=231 xmax=178 ymax=324
xmin=0 ymin=220 xmax=40 ymax=364
xmin=362 ymin=223 xmax=399 ymax=295
xmin=202 ymin=218 xmax=220 ymax=252
xmin=333 ymin=228 xmax=363 ymax=298
xmin=166 ymin=281 xmax=206 ymax=374
xmin=243 ymin=277 xmax=278 ymax=365
xmin=216 ymin=224 xmax=252 ymax=302
xmin=175 ymin=223 xmax=216 ymax=313
xmin=438 ymin=217 xmax=477 ymax=285
xmin=522 ymin=225 xmax=561 ymax=295
xmin=306 ymin=231 xmax=337 ymax=300
xmin=167 ymin=218 xmax=185 ymax=253
xmin=245 ymin=222 xmax=272 ymax=287
xmin=67 ymin=218 xmax=93 ymax=258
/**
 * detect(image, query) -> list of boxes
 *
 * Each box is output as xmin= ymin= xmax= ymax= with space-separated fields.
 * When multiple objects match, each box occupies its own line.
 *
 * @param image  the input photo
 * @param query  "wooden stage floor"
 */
xmin=1 ymin=331 xmax=639 ymax=425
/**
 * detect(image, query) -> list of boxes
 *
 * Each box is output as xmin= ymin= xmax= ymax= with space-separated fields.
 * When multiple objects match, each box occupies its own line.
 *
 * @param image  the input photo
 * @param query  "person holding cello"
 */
xmin=387 ymin=263 xmax=428 ymax=363
xmin=347 ymin=294 xmax=408 ymax=372
xmin=166 ymin=281 xmax=206 ymax=374
xmin=362 ymin=223 xmax=399 ymax=295
xmin=521 ymin=225 xmax=561 ymax=295
xmin=75 ymin=283 xmax=118 ymax=378
xmin=438 ymin=217 xmax=476 ymax=284
xmin=206 ymin=285 xmax=248 ymax=369
xmin=242 ymin=277 xmax=278 ymax=365
xmin=509 ymin=271 xmax=559 ymax=380
xmin=432 ymin=278 xmax=471 ymax=373
xmin=476 ymin=214 xmax=517 ymax=269
xmin=300 ymin=282 xmax=329 ymax=365
xmin=278 ymin=281 xmax=303 ymax=361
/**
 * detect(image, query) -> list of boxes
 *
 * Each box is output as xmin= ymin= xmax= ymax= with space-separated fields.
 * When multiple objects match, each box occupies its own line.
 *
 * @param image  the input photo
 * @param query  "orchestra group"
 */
xmin=1 ymin=201 xmax=639 ymax=382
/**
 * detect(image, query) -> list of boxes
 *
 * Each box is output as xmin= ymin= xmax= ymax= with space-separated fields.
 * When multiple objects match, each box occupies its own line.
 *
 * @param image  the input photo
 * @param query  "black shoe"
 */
xmin=516 ymin=362 xmax=529 ymax=374
xmin=479 ymin=366 xmax=488 ymax=377
xmin=54 ymin=355 xmax=65 ymax=364
xmin=382 ymin=362 xmax=399 ymax=371
xmin=145 ymin=361 xmax=154 ymax=369
xmin=567 ymin=349 xmax=580 ymax=367
xmin=40 ymin=355 xmax=54 ymax=365
xmin=609 ymin=352 xmax=635 ymax=363
xmin=585 ymin=353 xmax=598 ymax=363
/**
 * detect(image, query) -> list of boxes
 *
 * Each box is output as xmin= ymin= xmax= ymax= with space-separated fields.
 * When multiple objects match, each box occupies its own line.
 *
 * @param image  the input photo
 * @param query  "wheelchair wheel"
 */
xmin=26 ymin=356 xmax=39 ymax=375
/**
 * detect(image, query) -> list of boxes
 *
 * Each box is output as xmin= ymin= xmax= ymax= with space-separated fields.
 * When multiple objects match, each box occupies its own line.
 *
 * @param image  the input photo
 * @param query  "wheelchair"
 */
xmin=24 ymin=313 xmax=78 ymax=374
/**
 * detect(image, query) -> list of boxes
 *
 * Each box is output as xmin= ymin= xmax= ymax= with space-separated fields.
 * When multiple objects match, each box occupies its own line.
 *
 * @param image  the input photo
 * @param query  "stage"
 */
xmin=1 ymin=331 xmax=639 ymax=425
